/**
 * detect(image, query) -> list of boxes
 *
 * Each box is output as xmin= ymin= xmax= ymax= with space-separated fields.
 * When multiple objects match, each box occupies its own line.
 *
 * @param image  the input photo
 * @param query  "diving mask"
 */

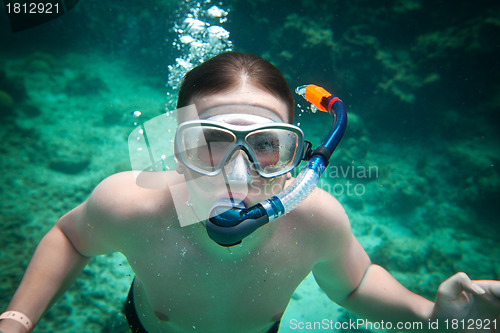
xmin=174 ymin=114 xmax=308 ymax=178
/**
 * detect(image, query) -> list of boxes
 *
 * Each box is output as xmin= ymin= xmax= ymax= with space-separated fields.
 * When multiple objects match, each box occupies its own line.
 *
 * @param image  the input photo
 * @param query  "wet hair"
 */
xmin=177 ymin=52 xmax=294 ymax=122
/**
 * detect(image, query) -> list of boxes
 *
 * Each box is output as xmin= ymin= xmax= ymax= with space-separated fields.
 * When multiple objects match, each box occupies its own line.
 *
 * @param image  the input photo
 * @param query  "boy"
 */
xmin=1 ymin=52 xmax=499 ymax=333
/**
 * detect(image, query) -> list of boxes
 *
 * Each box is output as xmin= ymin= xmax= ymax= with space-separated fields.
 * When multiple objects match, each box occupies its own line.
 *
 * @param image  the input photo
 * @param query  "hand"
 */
xmin=431 ymin=272 xmax=500 ymax=332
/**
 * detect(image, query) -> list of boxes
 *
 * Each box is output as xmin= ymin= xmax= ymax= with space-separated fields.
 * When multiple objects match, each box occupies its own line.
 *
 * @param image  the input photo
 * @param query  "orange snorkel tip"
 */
xmin=304 ymin=85 xmax=332 ymax=112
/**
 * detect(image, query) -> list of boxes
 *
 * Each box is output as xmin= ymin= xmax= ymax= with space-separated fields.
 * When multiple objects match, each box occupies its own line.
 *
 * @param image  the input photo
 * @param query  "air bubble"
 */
xmin=167 ymin=0 xmax=233 ymax=90
xmin=207 ymin=5 xmax=228 ymax=18
xmin=180 ymin=35 xmax=194 ymax=44
xmin=295 ymin=85 xmax=308 ymax=98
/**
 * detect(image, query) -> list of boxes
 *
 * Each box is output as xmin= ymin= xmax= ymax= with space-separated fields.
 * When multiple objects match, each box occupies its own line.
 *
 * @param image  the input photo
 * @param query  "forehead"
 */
xmin=199 ymin=105 xmax=282 ymax=122
xmin=179 ymin=85 xmax=291 ymax=123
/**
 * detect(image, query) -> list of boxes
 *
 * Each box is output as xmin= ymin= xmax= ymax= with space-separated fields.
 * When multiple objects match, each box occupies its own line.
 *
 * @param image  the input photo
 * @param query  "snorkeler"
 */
xmin=1 ymin=52 xmax=499 ymax=333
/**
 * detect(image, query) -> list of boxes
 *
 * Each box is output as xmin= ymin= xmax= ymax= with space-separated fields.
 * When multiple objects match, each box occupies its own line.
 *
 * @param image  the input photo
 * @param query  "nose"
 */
xmin=223 ymin=151 xmax=252 ymax=184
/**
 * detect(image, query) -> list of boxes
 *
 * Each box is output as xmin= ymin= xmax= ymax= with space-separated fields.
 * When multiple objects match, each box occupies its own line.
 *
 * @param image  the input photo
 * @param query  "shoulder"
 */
xmin=90 ymin=171 xmax=144 ymax=217
xmin=88 ymin=171 xmax=177 ymax=220
xmin=293 ymin=186 xmax=350 ymax=230
xmin=56 ymin=171 xmax=181 ymax=256
xmin=289 ymin=186 xmax=354 ymax=252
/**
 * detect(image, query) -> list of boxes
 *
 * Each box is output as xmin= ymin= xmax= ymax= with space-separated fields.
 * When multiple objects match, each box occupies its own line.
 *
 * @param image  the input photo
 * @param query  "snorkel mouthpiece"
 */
xmin=206 ymin=84 xmax=347 ymax=247
xmin=207 ymin=199 xmax=281 ymax=246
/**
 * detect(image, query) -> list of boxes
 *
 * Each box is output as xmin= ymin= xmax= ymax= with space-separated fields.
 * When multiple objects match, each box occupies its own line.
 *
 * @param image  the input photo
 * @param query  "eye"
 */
xmin=202 ymin=128 xmax=234 ymax=143
xmin=253 ymin=134 xmax=279 ymax=152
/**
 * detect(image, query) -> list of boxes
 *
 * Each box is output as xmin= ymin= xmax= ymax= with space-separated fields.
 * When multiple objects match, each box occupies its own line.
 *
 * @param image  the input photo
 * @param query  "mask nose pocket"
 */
xmin=223 ymin=151 xmax=252 ymax=184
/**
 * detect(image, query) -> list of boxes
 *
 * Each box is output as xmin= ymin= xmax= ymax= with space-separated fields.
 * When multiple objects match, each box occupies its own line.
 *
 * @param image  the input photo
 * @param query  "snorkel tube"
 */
xmin=206 ymin=85 xmax=347 ymax=246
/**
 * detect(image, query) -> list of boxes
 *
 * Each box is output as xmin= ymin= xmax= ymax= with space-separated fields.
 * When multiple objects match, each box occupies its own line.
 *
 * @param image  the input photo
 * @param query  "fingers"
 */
xmin=492 ymin=284 xmax=500 ymax=298
xmin=438 ymin=272 xmax=486 ymax=300
xmin=472 ymin=284 xmax=487 ymax=295
xmin=473 ymin=281 xmax=500 ymax=299
xmin=439 ymin=272 xmax=471 ymax=297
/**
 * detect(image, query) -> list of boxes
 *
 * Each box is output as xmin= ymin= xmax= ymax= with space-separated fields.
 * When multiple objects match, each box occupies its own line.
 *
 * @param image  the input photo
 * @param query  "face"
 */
xmin=176 ymin=83 xmax=293 ymax=217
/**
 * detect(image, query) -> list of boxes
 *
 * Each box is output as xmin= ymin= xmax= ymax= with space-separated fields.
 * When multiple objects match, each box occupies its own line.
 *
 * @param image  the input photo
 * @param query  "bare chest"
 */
xmin=124 ymin=226 xmax=316 ymax=332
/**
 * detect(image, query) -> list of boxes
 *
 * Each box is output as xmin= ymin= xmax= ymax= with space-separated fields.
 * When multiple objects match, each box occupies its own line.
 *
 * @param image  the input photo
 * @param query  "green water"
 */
xmin=1 ymin=0 xmax=498 ymax=332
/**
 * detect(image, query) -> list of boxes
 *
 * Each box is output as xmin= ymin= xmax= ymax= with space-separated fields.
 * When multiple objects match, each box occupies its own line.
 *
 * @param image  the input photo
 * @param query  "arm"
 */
xmin=314 ymin=239 xmax=433 ymax=325
xmin=311 ymin=202 xmax=499 ymax=330
xmin=0 ymin=174 xmax=126 ymax=333
xmin=345 ymin=262 xmax=500 ymax=331
xmin=0 ymin=223 xmax=90 ymax=333
xmin=341 ymin=264 xmax=433 ymax=323
xmin=311 ymin=196 xmax=433 ymax=325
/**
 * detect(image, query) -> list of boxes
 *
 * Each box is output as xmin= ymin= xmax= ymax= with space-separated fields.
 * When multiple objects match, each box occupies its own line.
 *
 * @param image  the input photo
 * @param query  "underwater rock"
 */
xmin=65 ymin=72 xmax=109 ymax=96
xmin=0 ymin=60 xmax=27 ymax=104
xmin=385 ymin=180 xmax=426 ymax=215
xmin=48 ymin=156 xmax=91 ymax=174
xmin=343 ymin=194 xmax=364 ymax=211
xmin=445 ymin=139 xmax=500 ymax=226
xmin=338 ymin=136 xmax=370 ymax=168
xmin=0 ymin=64 xmax=41 ymax=119
xmin=0 ymin=90 xmax=15 ymax=112
xmin=26 ymin=59 xmax=52 ymax=73
xmin=23 ymin=52 xmax=58 ymax=73
xmin=20 ymin=103 xmax=42 ymax=117
xmin=1 ymin=75 xmax=27 ymax=102
xmin=364 ymin=157 xmax=428 ymax=217
xmin=47 ymin=140 xmax=92 ymax=174
xmin=370 ymin=236 xmax=428 ymax=274
xmin=102 ymin=107 xmax=124 ymax=126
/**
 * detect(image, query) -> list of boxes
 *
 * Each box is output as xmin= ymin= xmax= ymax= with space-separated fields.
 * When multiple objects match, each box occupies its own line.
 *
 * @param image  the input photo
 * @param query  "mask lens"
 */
xmin=177 ymin=120 xmax=303 ymax=177
xmin=246 ymin=129 xmax=299 ymax=175
xmin=182 ymin=126 xmax=236 ymax=172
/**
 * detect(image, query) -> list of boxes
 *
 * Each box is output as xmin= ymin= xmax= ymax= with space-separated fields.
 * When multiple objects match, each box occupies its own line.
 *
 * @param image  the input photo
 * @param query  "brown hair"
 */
xmin=177 ymin=52 xmax=294 ymax=122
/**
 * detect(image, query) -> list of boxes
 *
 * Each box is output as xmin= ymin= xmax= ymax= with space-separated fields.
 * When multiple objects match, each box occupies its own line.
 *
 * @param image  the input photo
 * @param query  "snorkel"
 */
xmin=206 ymin=85 xmax=348 ymax=246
